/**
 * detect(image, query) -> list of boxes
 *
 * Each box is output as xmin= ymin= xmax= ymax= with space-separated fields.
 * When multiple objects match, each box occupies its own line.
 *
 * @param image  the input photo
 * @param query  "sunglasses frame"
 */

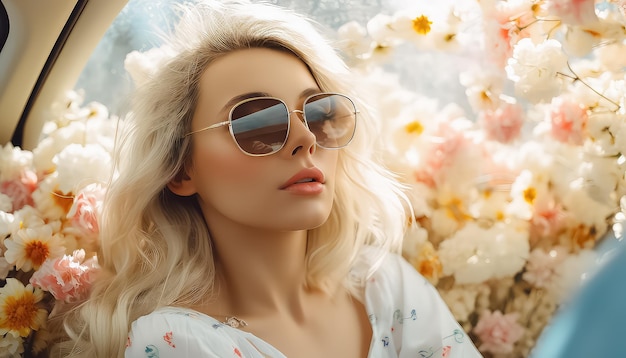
xmin=183 ymin=92 xmax=358 ymax=157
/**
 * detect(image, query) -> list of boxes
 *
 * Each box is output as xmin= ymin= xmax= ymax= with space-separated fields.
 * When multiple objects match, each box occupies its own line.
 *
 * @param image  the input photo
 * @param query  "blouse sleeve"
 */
xmin=125 ymin=309 xmax=247 ymax=358
xmin=364 ymin=252 xmax=483 ymax=358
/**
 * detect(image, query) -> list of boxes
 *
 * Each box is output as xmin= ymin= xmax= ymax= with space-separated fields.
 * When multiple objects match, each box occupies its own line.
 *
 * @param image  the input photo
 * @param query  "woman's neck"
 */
xmin=206 ymin=221 xmax=314 ymax=320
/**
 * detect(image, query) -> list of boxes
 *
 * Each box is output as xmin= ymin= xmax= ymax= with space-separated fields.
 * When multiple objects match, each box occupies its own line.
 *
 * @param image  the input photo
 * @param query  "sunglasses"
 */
xmin=184 ymin=92 xmax=358 ymax=156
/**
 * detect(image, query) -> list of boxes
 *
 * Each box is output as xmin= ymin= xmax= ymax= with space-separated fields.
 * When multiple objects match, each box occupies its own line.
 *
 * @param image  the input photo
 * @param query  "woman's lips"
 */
xmin=280 ymin=167 xmax=325 ymax=194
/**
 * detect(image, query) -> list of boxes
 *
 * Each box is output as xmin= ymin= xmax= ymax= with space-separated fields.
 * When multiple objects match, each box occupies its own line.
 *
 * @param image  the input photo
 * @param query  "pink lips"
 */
xmin=280 ymin=168 xmax=325 ymax=194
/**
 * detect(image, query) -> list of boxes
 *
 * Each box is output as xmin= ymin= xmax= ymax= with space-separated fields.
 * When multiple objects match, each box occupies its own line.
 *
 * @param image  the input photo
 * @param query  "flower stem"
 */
xmin=557 ymin=62 xmax=621 ymax=112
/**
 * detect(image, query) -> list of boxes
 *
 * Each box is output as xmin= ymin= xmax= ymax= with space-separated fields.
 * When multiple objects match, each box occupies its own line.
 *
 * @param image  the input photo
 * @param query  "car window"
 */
xmin=0 ymin=1 xmax=8 ymax=52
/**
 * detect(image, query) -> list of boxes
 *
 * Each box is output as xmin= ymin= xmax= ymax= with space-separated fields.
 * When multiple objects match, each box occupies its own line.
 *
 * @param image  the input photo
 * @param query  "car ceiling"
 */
xmin=0 ymin=0 xmax=127 ymax=150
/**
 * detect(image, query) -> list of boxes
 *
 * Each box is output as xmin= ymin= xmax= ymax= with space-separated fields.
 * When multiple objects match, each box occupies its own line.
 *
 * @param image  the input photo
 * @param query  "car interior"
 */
xmin=0 ymin=0 xmax=128 ymax=150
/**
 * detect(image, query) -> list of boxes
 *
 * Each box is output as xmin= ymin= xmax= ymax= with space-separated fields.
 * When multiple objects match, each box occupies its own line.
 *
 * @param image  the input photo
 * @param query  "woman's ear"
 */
xmin=167 ymin=169 xmax=197 ymax=196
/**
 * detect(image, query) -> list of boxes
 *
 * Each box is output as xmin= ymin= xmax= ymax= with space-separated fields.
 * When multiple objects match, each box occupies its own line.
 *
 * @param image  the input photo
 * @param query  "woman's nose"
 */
xmin=284 ymin=109 xmax=316 ymax=156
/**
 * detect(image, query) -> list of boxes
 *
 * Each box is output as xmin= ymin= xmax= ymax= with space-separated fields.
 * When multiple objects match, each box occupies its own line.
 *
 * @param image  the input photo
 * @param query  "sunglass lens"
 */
xmin=230 ymin=98 xmax=289 ymax=155
xmin=304 ymin=94 xmax=356 ymax=149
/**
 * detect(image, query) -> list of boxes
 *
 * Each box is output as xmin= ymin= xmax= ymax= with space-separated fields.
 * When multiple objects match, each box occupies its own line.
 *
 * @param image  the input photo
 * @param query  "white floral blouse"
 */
xmin=125 ymin=250 xmax=482 ymax=357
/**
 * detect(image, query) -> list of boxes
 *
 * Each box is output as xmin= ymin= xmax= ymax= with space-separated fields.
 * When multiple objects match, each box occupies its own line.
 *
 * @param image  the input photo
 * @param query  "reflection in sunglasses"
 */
xmin=232 ymin=103 xmax=286 ymax=132
xmin=250 ymin=140 xmax=280 ymax=154
xmin=321 ymin=116 xmax=351 ymax=140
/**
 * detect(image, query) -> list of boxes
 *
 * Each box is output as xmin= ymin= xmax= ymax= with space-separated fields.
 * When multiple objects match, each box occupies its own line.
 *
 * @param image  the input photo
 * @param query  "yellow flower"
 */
xmin=409 ymin=242 xmax=443 ymax=285
xmin=0 ymin=278 xmax=48 ymax=338
xmin=4 ymin=225 xmax=65 ymax=272
xmin=523 ymin=187 xmax=537 ymax=204
xmin=412 ymin=15 xmax=432 ymax=35
xmin=404 ymin=120 xmax=424 ymax=135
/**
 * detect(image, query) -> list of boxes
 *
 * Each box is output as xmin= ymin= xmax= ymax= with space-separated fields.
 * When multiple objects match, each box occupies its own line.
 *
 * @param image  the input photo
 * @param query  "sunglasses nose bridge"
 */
xmin=284 ymin=108 xmax=317 ymax=151
xmin=288 ymin=109 xmax=306 ymax=123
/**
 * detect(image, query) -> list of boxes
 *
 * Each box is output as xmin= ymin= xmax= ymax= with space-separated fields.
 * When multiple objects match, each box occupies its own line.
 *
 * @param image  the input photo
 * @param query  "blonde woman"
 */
xmin=54 ymin=1 xmax=482 ymax=357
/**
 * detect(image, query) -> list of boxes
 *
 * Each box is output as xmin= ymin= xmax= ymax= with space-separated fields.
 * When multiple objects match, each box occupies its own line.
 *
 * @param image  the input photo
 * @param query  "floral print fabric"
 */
xmin=125 ymin=251 xmax=482 ymax=357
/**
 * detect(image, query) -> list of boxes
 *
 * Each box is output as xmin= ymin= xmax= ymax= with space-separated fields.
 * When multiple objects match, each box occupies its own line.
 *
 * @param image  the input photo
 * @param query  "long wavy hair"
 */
xmin=53 ymin=1 xmax=409 ymax=356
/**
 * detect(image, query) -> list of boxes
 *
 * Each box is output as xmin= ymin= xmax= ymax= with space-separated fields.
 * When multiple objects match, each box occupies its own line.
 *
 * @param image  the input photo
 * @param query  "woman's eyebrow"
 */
xmin=219 ymin=92 xmax=271 ymax=114
xmin=299 ymin=87 xmax=323 ymax=98
xmin=219 ymin=88 xmax=323 ymax=114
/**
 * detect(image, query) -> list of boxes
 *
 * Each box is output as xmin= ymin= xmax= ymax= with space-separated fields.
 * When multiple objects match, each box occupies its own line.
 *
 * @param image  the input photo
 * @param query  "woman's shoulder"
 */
xmin=129 ymin=306 xmax=221 ymax=331
xmin=358 ymin=247 xmax=483 ymax=357
xmin=126 ymin=307 xmax=287 ymax=358
xmin=126 ymin=307 xmax=240 ymax=357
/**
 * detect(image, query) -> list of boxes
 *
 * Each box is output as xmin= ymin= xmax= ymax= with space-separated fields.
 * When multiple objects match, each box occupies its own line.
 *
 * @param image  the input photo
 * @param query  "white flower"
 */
xmin=603 ymin=78 xmax=626 ymax=114
xmin=438 ymin=221 xmax=530 ymax=284
xmin=124 ymin=45 xmax=176 ymax=87
xmin=439 ymin=284 xmax=485 ymax=322
xmin=0 ymin=194 xmax=12 ymax=214
xmin=366 ymin=13 xmax=400 ymax=46
xmin=8 ymin=206 xmax=47 ymax=236
xmin=506 ymin=170 xmax=551 ymax=220
xmin=84 ymin=116 xmax=119 ymax=156
xmin=550 ymin=249 xmax=598 ymax=301
xmin=0 ymin=211 xmax=14 ymax=238
xmin=337 ymin=21 xmax=371 ymax=59
xmin=3 ymin=225 xmax=65 ymax=272
xmin=579 ymin=154 xmax=623 ymax=204
xmin=428 ymin=9 xmax=466 ymax=51
xmin=0 ymin=144 xmax=33 ymax=182
xmin=523 ymin=246 xmax=569 ymax=288
xmin=388 ymin=11 xmax=433 ymax=46
xmin=0 ymin=331 xmax=24 ymax=357
xmin=32 ymin=121 xmax=86 ymax=174
xmin=46 ymin=90 xmax=87 ymax=130
xmin=586 ymin=112 xmax=626 ymax=156
xmin=547 ymin=0 xmax=598 ymax=26
xmin=0 ymin=258 xmax=13 ymax=280
xmin=459 ymin=69 xmax=506 ymax=112
xmin=596 ymin=43 xmax=626 ymax=72
xmin=53 ymin=144 xmax=112 ymax=194
xmin=506 ymin=38 xmax=569 ymax=103
xmin=0 ymin=278 xmax=48 ymax=338
xmin=513 ymin=141 xmax=583 ymax=200
xmin=562 ymin=25 xmax=599 ymax=57
xmin=387 ymin=96 xmax=439 ymax=156
xmin=469 ymin=189 xmax=510 ymax=222
xmin=31 ymin=173 xmax=69 ymax=221
xmin=561 ymin=178 xmax=615 ymax=233
xmin=430 ymin=208 xmax=460 ymax=238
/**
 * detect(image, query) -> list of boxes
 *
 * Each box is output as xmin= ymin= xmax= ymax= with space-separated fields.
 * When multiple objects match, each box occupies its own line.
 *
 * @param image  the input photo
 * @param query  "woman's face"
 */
xmin=180 ymin=47 xmax=339 ymax=232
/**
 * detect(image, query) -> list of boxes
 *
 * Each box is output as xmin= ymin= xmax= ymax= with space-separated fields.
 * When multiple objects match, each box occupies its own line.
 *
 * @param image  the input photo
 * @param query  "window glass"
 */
xmin=74 ymin=0 xmax=399 ymax=116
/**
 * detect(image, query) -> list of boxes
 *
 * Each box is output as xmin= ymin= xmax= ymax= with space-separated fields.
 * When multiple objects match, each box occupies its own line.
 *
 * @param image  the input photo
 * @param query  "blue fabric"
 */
xmin=532 ymin=234 xmax=626 ymax=357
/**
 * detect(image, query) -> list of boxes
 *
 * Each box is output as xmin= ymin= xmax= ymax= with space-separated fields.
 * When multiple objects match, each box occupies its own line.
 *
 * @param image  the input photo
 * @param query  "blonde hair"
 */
xmin=53 ymin=1 xmax=408 ymax=356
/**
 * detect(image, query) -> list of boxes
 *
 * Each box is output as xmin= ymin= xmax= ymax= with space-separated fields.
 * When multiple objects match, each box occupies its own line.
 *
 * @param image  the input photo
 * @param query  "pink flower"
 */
xmin=67 ymin=183 xmax=105 ymax=236
xmin=473 ymin=310 xmax=525 ymax=355
xmin=529 ymin=203 xmax=569 ymax=244
xmin=523 ymin=246 xmax=568 ymax=288
xmin=549 ymin=97 xmax=588 ymax=145
xmin=29 ymin=249 xmax=99 ymax=303
xmin=480 ymin=1 xmax=536 ymax=66
xmin=547 ymin=0 xmax=598 ymax=26
xmin=0 ymin=170 xmax=37 ymax=212
xmin=414 ymin=121 xmax=473 ymax=187
xmin=480 ymin=103 xmax=524 ymax=143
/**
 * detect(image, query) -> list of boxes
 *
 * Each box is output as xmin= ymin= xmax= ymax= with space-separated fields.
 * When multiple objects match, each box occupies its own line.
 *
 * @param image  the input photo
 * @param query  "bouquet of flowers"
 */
xmin=0 ymin=92 xmax=116 ymax=357
xmin=335 ymin=0 xmax=626 ymax=356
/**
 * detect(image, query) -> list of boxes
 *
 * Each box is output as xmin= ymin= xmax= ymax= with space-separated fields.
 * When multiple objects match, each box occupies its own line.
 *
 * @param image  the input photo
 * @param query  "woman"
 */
xmin=55 ymin=1 xmax=482 ymax=357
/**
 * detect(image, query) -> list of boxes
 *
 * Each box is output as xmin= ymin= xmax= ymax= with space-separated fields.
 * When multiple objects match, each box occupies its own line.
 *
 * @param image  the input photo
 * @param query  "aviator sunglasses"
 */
xmin=184 ymin=92 xmax=358 ymax=156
